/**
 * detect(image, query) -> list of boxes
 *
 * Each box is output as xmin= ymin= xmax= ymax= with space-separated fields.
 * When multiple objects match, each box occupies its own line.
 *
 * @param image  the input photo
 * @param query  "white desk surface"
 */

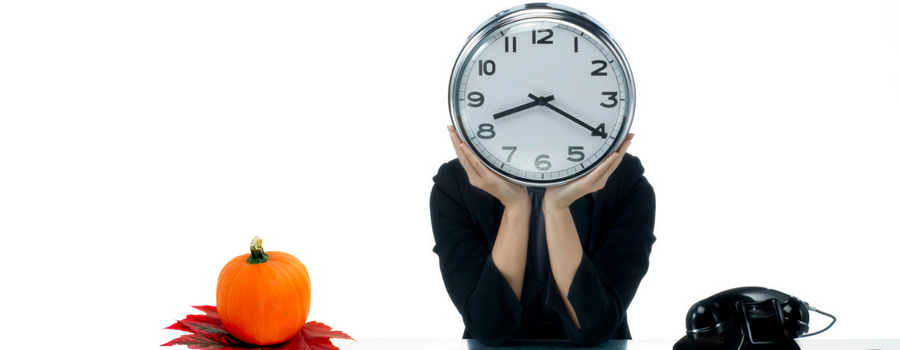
xmin=331 ymin=339 xmax=898 ymax=350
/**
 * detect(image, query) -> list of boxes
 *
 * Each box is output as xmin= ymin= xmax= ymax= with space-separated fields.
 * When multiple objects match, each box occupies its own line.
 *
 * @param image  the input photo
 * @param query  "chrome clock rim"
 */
xmin=448 ymin=3 xmax=636 ymax=187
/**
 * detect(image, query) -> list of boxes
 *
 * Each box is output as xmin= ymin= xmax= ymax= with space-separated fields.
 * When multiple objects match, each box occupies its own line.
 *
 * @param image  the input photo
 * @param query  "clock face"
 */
xmin=450 ymin=16 xmax=633 ymax=186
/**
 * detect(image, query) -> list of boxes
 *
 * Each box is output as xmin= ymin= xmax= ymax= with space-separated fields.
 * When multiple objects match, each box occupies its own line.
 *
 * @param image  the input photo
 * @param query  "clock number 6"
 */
xmin=601 ymin=92 xmax=618 ymax=108
xmin=467 ymin=91 xmax=484 ymax=107
xmin=535 ymin=155 xmax=551 ymax=171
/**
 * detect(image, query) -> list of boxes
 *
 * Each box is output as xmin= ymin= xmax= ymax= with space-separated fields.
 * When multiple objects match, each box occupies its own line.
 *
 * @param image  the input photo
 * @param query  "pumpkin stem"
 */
xmin=248 ymin=236 xmax=269 ymax=264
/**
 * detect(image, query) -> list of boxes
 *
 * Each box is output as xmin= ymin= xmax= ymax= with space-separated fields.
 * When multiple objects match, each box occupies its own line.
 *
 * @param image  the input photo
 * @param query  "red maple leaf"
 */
xmin=162 ymin=306 xmax=354 ymax=350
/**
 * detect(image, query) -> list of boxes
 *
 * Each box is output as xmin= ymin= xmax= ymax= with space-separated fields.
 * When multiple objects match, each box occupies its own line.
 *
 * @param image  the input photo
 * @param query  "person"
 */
xmin=430 ymin=126 xmax=656 ymax=346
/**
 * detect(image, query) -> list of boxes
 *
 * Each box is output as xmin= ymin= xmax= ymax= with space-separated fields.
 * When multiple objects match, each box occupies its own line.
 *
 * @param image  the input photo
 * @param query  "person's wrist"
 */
xmin=502 ymin=190 xmax=531 ymax=213
xmin=543 ymin=190 xmax=572 ymax=211
xmin=542 ymin=203 xmax=570 ymax=219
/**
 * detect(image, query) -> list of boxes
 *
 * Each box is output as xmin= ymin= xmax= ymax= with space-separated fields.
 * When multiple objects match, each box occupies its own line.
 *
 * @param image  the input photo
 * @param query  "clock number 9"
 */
xmin=467 ymin=91 xmax=484 ymax=107
xmin=535 ymin=154 xmax=551 ymax=171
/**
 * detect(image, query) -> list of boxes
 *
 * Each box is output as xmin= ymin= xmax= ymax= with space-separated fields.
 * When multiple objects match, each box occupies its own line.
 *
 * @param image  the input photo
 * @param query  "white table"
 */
xmin=331 ymin=339 xmax=898 ymax=350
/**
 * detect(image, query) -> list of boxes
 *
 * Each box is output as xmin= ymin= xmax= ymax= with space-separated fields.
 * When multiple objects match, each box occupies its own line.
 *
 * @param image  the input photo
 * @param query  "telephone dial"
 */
xmin=674 ymin=287 xmax=835 ymax=350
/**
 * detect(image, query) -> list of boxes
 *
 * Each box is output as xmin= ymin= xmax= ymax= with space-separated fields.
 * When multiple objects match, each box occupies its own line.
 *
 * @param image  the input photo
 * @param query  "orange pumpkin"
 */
xmin=216 ymin=236 xmax=311 ymax=345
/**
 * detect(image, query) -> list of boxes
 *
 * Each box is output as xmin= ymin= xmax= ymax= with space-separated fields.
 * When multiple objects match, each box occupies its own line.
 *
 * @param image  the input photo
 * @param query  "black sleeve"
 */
xmin=429 ymin=160 xmax=523 ymax=346
xmin=545 ymin=154 xmax=657 ymax=345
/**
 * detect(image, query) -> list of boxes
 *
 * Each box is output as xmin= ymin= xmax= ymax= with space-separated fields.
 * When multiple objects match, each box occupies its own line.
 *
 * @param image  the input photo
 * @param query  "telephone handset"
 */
xmin=675 ymin=287 xmax=835 ymax=350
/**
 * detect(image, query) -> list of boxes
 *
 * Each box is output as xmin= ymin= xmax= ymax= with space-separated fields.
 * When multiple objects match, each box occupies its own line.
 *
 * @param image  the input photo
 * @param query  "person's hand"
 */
xmin=448 ymin=125 xmax=529 ymax=209
xmin=544 ymin=133 xmax=634 ymax=210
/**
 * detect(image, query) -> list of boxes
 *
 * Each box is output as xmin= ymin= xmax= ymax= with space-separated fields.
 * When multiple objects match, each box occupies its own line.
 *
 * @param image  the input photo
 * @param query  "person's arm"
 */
xmin=543 ymin=203 xmax=585 ymax=329
xmin=448 ymin=125 xmax=531 ymax=300
xmin=430 ymin=162 xmax=529 ymax=345
xmin=541 ymin=135 xmax=657 ymax=345
xmin=545 ymin=169 xmax=655 ymax=345
xmin=548 ymin=169 xmax=656 ymax=345
xmin=428 ymin=127 xmax=531 ymax=345
xmin=492 ymin=200 xmax=530 ymax=300
xmin=543 ymin=136 xmax=633 ymax=331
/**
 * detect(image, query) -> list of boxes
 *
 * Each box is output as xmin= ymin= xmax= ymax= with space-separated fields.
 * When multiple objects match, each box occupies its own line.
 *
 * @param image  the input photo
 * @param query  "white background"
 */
xmin=1 ymin=1 xmax=899 ymax=348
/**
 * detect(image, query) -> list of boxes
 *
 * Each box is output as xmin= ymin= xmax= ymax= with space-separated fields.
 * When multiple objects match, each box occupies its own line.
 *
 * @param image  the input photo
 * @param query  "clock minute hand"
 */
xmin=531 ymin=95 xmax=608 ymax=137
xmin=493 ymin=94 xmax=555 ymax=120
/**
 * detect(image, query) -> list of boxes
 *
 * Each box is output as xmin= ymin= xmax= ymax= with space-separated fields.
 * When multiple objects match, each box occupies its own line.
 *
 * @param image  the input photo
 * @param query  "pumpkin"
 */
xmin=216 ymin=236 xmax=311 ymax=345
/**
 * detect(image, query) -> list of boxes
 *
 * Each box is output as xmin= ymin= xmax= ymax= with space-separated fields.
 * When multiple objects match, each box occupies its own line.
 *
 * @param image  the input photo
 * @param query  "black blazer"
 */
xmin=430 ymin=153 xmax=656 ymax=346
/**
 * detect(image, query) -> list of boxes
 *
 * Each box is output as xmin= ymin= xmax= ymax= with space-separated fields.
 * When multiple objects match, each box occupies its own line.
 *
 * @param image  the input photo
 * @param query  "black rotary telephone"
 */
xmin=674 ymin=287 xmax=836 ymax=350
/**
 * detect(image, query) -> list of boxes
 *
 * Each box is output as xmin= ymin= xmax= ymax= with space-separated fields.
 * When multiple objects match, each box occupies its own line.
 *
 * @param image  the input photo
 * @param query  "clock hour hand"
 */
xmin=530 ymin=95 xmax=608 ymax=138
xmin=493 ymin=94 xmax=555 ymax=119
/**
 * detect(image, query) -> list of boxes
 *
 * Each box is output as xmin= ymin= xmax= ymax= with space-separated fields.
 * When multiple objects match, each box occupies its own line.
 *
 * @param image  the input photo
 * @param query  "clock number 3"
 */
xmin=601 ymin=92 xmax=618 ymax=108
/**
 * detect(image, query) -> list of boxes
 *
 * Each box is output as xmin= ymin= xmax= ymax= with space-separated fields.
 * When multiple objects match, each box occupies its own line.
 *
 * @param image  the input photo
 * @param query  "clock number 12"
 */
xmin=532 ymin=29 xmax=553 ymax=44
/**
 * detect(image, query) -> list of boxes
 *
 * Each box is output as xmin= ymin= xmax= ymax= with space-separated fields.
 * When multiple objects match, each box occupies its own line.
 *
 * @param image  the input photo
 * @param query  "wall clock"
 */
xmin=448 ymin=3 xmax=635 ymax=187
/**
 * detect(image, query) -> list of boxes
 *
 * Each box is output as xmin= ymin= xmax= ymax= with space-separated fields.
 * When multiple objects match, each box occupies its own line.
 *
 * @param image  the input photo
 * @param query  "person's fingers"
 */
xmin=581 ymin=151 xmax=619 ymax=186
xmin=606 ymin=134 xmax=633 ymax=173
xmin=449 ymin=125 xmax=496 ymax=187
xmin=458 ymin=140 xmax=492 ymax=180
xmin=448 ymin=126 xmax=465 ymax=159
xmin=546 ymin=133 xmax=636 ymax=205
xmin=589 ymin=133 xmax=635 ymax=190
xmin=448 ymin=126 xmax=494 ymax=179
xmin=449 ymin=126 xmax=480 ymax=179
xmin=448 ymin=128 xmax=468 ymax=166
xmin=545 ymin=150 xmax=618 ymax=207
xmin=617 ymin=133 xmax=634 ymax=155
